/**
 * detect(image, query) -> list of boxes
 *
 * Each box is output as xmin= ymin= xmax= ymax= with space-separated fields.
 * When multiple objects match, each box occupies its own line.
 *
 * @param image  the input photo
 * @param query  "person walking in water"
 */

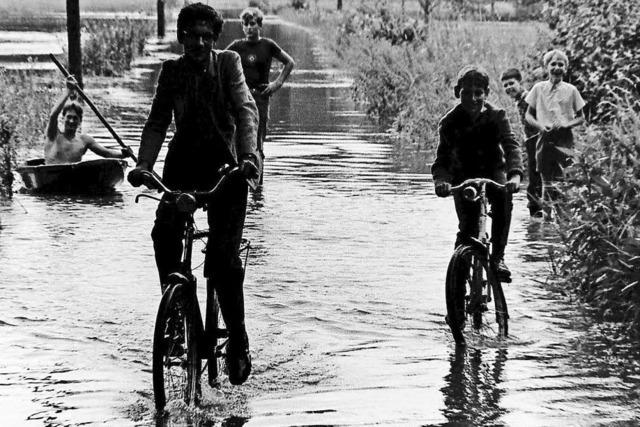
xmin=45 ymin=78 xmax=131 ymax=164
xmin=524 ymin=49 xmax=585 ymax=219
xmin=226 ymin=7 xmax=295 ymax=184
xmin=500 ymin=67 xmax=543 ymax=218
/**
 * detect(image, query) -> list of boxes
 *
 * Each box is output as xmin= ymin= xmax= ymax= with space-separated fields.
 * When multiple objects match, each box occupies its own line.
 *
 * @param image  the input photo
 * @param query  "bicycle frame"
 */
xmin=445 ymin=178 xmax=509 ymax=344
xmin=452 ymin=178 xmax=497 ymax=255
xmin=135 ymin=165 xmax=247 ymax=357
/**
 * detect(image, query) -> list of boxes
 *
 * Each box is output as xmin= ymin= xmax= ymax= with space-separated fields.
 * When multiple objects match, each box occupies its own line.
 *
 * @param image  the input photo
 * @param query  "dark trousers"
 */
xmin=453 ymin=183 xmax=513 ymax=261
xmin=536 ymin=128 xmax=573 ymax=213
xmin=249 ymin=89 xmax=270 ymax=159
xmin=151 ymin=177 xmax=249 ymax=334
xmin=524 ymin=135 xmax=542 ymax=215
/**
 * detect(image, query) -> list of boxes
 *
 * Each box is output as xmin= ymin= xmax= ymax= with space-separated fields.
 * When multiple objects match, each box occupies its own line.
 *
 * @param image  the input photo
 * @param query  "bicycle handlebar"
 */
xmin=450 ymin=178 xmax=506 ymax=193
xmin=133 ymin=164 xmax=242 ymax=209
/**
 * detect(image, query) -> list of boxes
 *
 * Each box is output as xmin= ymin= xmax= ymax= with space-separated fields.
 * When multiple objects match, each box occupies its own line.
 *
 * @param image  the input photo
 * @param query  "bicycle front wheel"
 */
xmin=152 ymin=284 xmax=200 ymax=411
xmin=445 ymin=245 xmax=509 ymax=345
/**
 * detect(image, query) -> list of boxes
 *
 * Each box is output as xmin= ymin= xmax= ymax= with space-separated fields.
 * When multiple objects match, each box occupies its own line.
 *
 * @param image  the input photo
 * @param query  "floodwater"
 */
xmin=1 ymin=17 xmax=639 ymax=427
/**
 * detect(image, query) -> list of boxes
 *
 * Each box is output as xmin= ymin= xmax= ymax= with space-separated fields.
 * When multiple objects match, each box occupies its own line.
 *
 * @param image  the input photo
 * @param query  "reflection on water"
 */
xmin=441 ymin=347 xmax=508 ymax=425
xmin=1 ymin=15 xmax=639 ymax=427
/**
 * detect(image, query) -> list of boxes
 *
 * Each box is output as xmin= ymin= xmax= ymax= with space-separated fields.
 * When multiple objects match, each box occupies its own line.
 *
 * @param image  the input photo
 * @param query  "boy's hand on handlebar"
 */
xmin=435 ymin=181 xmax=451 ymax=197
xmin=128 ymin=165 xmax=152 ymax=188
xmin=505 ymin=175 xmax=521 ymax=193
xmin=239 ymin=157 xmax=259 ymax=180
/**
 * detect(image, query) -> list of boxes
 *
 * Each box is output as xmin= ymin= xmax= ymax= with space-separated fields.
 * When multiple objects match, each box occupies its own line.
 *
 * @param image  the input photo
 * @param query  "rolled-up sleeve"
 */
xmin=138 ymin=61 xmax=174 ymax=168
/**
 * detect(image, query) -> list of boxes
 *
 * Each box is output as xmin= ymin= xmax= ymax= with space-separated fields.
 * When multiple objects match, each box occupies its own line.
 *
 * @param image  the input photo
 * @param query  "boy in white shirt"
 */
xmin=525 ymin=49 xmax=585 ymax=217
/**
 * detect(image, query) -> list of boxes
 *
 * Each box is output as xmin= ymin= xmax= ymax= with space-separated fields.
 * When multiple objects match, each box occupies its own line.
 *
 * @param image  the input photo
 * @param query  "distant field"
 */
xmin=0 ymin=0 xmax=531 ymax=18
xmin=0 ymin=0 xmax=158 ymax=14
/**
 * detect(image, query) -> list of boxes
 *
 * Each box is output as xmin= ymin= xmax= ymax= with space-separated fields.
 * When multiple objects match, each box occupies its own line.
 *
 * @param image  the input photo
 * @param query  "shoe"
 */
xmin=493 ymin=258 xmax=512 ymax=281
xmin=226 ymin=330 xmax=251 ymax=385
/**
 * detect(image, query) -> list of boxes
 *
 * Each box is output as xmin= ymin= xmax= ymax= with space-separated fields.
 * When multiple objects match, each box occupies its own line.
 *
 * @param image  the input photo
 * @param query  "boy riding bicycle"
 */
xmin=432 ymin=66 xmax=523 ymax=280
xmin=129 ymin=2 xmax=259 ymax=386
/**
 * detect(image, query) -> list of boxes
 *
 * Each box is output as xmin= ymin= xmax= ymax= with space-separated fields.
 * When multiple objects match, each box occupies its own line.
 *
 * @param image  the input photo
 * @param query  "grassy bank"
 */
xmin=282 ymin=3 xmax=542 ymax=171
xmin=82 ymin=18 xmax=154 ymax=76
xmin=0 ymin=71 xmax=59 ymax=197
xmin=556 ymin=102 xmax=640 ymax=338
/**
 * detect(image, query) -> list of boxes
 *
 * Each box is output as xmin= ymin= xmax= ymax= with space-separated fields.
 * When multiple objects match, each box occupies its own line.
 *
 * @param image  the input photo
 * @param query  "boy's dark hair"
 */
xmin=240 ymin=7 xmax=264 ymax=27
xmin=500 ymin=68 xmax=522 ymax=82
xmin=62 ymin=101 xmax=83 ymax=120
xmin=177 ymin=2 xmax=224 ymax=43
xmin=454 ymin=65 xmax=490 ymax=98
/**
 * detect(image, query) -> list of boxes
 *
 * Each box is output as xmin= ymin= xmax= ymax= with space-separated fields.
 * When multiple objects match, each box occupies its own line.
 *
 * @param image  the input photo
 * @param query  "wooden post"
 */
xmin=66 ymin=0 xmax=83 ymax=88
xmin=157 ymin=0 xmax=165 ymax=38
xmin=337 ymin=0 xmax=342 ymax=10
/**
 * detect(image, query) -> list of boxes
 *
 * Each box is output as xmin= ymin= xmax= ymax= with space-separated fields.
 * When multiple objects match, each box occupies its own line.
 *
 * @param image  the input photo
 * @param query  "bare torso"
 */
xmin=44 ymin=132 xmax=90 ymax=164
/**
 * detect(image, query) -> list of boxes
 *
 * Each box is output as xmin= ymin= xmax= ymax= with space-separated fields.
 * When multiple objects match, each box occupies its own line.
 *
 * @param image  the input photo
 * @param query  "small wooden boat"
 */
xmin=16 ymin=158 xmax=128 ymax=193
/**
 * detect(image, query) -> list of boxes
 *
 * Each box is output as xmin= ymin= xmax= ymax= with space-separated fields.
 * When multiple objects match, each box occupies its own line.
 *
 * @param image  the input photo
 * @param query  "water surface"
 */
xmin=1 ymin=18 xmax=639 ymax=426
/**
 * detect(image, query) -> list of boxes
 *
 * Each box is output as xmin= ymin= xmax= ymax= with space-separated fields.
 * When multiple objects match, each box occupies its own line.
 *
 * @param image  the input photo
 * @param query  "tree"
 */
xmin=418 ymin=0 xmax=436 ymax=23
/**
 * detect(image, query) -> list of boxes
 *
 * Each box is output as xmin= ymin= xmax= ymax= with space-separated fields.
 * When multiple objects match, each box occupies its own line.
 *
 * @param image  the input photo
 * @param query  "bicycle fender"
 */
xmin=167 ymin=272 xmax=190 ymax=286
xmin=459 ymin=237 xmax=489 ymax=258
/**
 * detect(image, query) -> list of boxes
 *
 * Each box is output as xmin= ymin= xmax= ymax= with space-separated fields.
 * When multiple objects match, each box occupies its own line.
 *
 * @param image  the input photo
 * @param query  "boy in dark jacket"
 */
xmin=432 ymin=66 xmax=523 ymax=278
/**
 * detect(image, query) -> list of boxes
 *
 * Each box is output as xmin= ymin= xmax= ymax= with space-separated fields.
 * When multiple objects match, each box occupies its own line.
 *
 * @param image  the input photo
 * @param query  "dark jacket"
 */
xmin=139 ymin=49 xmax=260 ymax=189
xmin=431 ymin=102 xmax=523 ymax=185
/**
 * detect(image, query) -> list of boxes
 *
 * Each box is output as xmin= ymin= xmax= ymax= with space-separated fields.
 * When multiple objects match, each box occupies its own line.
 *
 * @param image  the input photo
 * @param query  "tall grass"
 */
xmin=328 ymin=15 xmax=542 ymax=170
xmin=82 ymin=18 xmax=154 ymax=77
xmin=556 ymin=97 xmax=640 ymax=338
xmin=0 ymin=70 xmax=59 ymax=197
xmin=0 ymin=0 xmax=160 ymax=14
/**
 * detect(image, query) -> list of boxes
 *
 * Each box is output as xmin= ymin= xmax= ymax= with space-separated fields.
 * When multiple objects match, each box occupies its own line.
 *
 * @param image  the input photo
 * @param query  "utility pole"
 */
xmin=157 ymin=0 xmax=165 ymax=38
xmin=66 ymin=0 xmax=83 ymax=88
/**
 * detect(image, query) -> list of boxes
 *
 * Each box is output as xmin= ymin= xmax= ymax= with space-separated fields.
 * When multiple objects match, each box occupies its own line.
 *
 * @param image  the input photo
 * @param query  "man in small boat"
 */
xmin=45 ymin=80 xmax=131 ymax=165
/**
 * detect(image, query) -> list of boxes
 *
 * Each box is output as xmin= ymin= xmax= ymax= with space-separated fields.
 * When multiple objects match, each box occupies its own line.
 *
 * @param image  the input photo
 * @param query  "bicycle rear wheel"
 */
xmin=152 ymin=284 xmax=200 ymax=411
xmin=445 ymin=245 xmax=509 ymax=345
xmin=206 ymin=287 xmax=227 ymax=388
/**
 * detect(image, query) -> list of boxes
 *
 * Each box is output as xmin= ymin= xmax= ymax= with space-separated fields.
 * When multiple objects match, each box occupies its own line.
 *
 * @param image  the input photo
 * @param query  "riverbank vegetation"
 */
xmin=282 ymin=1 xmax=541 ymax=170
xmin=82 ymin=18 xmax=154 ymax=76
xmin=0 ymin=71 xmax=58 ymax=197
xmin=543 ymin=0 xmax=640 ymax=338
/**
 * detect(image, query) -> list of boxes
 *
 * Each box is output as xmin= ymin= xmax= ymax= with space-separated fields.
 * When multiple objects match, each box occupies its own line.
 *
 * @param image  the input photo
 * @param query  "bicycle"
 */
xmin=132 ymin=165 xmax=251 ymax=411
xmin=444 ymin=178 xmax=510 ymax=346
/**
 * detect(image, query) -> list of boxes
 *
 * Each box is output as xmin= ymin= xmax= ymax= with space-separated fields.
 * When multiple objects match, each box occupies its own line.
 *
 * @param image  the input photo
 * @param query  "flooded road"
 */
xmin=1 ymin=17 xmax=639 ymax=426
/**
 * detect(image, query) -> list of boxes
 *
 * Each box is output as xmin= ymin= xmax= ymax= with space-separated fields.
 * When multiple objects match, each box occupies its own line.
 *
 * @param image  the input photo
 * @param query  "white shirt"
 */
xmin=525 ymin=80 xmax=585 ymax=128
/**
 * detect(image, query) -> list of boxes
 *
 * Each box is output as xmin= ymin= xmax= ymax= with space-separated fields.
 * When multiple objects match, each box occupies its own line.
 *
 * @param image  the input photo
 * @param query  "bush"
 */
xmin=0 ymin=70 xmax=58 ymax=197
xmin=82 ymin=18 xmax=153 ymax=77
xmin=337 ymin=1 xmax=428 ymax=46
xmin=249 ymin=0 xmax=271 ymax=12
xmin=333 ymin=16 xmax=541 ymax=170
xmin=290 ymin=0 xmax=308 ymax=10
xmin=556 ymin=99 xmax=640 ymax=337
xmin=538 ymin=0 xmax=640 ymax=122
